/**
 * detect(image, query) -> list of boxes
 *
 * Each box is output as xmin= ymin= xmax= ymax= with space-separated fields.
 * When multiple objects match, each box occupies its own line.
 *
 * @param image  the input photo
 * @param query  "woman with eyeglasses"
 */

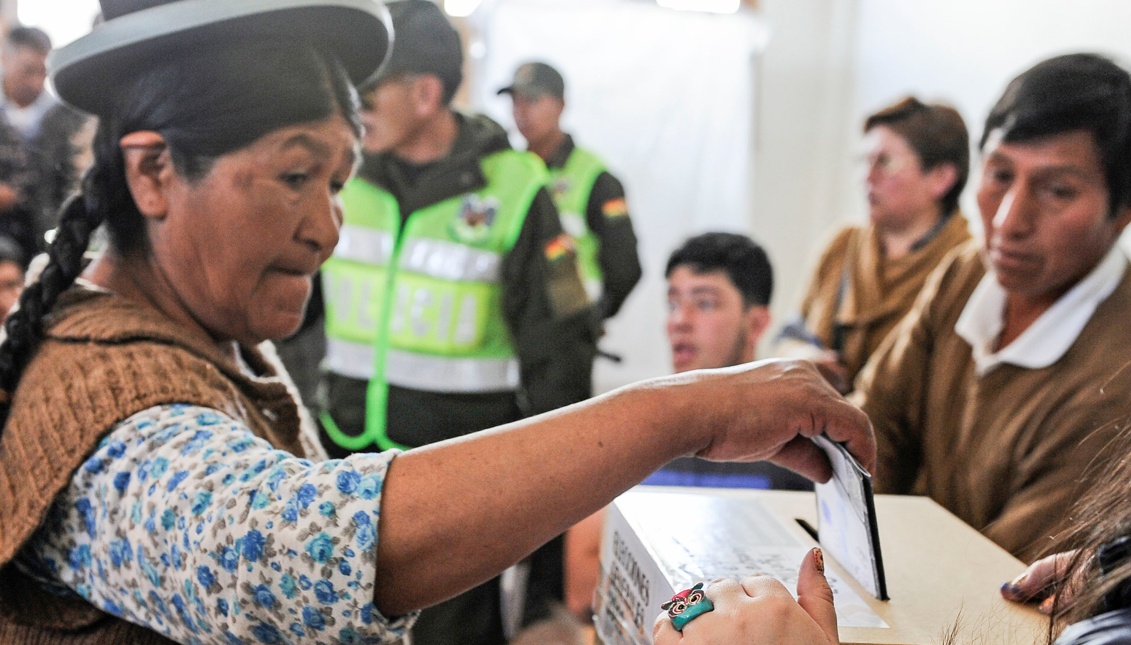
xmin=776 ymin=97 xmax=972 ymax=393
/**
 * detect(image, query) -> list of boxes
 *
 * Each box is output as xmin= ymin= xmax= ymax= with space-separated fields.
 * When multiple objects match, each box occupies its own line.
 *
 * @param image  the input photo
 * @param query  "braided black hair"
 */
xmin=0 ymin=36 xmax=360 ymax=429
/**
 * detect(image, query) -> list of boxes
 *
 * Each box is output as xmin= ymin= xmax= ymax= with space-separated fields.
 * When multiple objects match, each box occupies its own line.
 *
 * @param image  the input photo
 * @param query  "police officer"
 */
xmin=317 ymin=2 xmax=597 ymax=643
xmin=499 ymin=62 xmax=642 ymax=323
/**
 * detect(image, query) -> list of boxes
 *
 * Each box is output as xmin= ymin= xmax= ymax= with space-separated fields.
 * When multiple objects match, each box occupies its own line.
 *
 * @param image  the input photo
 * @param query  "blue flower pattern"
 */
xmin=25 ymin=404 xmax=414 ymax=644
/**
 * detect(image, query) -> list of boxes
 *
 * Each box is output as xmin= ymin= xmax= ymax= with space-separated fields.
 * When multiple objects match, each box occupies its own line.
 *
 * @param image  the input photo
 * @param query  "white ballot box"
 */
xmin=595 ymin=487 xmax=1046 ymax=645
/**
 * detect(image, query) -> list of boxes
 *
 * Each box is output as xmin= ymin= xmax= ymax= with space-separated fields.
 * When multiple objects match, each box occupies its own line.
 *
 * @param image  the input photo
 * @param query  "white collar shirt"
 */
xmin=955 ymin=244 xmax=1128 ymax=376
xmin=0 ymin=89 xmax=56 ymax=140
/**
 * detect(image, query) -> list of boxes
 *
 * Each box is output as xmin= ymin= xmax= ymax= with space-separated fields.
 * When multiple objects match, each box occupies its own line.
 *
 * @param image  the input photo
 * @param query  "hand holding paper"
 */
xmin=689 ymin=359 xmax=875 ymax=483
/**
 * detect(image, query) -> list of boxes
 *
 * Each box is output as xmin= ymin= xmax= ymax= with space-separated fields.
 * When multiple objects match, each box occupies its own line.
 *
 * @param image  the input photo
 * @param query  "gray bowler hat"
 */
xmin=497 ymin=62 xmax=565 ymax=100
xmin=49 ymin=0 xmax=393 ymax=116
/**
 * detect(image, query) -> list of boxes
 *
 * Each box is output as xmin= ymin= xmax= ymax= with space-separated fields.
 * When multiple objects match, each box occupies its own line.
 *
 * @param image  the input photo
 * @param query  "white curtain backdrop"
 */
xmin=470 ymin=0 xmax=768 ymax=391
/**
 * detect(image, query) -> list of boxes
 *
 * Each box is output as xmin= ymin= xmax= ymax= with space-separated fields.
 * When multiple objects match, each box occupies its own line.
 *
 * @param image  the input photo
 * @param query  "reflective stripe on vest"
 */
xmin=321 ymin=149 xmax=547 ymax=451
xmin=549 ymin=147 xmax=606 ymax=302
xmin=326 ymin=338 xmax=519 ymax=391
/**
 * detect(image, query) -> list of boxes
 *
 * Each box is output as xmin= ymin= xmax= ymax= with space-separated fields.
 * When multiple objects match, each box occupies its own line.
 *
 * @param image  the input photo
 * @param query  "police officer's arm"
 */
xmin=587 ymin=172 xmax=642 ymax=320
xmin=373 ymin=358 xmax=875 ymax=616
xmin=503 ymin=187 xmax=597 ymax=414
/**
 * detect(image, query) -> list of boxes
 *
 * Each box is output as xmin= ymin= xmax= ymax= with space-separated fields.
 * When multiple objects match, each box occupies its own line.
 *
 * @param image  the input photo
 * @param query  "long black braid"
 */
xmin=0 ymin=114 xmax=136 ymax=422
xmin=0 ymin=38 xmax=360 ymax=432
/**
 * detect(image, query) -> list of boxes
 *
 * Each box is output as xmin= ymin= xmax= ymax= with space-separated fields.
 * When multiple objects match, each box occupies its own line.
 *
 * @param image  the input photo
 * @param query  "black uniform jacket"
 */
xmin=321 ymin=113 xmax=598 ymax=453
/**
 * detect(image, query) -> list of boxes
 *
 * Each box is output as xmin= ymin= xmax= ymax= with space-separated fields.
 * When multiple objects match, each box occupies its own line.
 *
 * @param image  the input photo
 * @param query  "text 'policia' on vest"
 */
xmin=321 ymin=142 xmax=546 ymax=452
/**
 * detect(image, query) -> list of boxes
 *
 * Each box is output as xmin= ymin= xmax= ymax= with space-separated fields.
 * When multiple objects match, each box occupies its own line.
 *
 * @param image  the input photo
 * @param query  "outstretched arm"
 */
xmin=376 ymin=359 xmax=874 ymax=615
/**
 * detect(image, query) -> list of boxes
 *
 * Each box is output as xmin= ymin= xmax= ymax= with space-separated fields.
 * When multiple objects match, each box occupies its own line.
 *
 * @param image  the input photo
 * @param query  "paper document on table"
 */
xmin=617 ymin=493 xmax=888 ymax=629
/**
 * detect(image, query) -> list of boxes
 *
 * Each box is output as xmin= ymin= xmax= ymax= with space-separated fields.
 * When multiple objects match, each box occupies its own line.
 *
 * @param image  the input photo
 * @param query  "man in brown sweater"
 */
xmin=857 ymin=54 xmax=1131 ymax=563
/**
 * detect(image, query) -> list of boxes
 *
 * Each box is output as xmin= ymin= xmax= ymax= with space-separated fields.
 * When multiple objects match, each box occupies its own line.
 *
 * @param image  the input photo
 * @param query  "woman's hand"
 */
xmin=682 ymin=359 xmax=874 ymax=483
xmin=1000 ymin=551 xmax=1079 ymax=614
xmin=654 ymin=548 xmax=839 ymax=645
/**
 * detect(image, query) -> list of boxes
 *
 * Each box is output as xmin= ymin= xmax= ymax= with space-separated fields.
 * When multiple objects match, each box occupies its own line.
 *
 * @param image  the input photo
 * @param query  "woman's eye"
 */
xmin=330 ymin=181 xmax=346 ymax=195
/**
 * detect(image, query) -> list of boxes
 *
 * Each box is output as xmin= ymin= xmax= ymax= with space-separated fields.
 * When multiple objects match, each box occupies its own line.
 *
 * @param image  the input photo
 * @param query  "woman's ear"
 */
xmin=928 ymin=162 xmax=959 ymax=202
xmin=120 ymin=131 xmax=174 ymax=220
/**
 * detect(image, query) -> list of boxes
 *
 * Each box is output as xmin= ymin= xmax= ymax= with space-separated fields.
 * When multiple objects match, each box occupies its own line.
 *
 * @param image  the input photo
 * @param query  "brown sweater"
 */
xmin=0 ymin=287 xmax=322 ymax=642
xmin=855 ymin=242 xmax=1131 ymax=562
xmin=798 ymin=214 xmax=971 ymax=382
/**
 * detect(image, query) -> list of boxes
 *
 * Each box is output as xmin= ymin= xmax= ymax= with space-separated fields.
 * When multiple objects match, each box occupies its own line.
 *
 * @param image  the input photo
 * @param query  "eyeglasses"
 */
xmin=857 ymin=152 xmax=914 ymax=177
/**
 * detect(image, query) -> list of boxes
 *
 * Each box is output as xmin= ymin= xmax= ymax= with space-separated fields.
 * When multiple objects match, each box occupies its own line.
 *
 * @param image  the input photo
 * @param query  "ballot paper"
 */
xmin=594 ymin=491 xmax=888 ymax=645
xmin=813 ymin=434 xmax=889 ymax=600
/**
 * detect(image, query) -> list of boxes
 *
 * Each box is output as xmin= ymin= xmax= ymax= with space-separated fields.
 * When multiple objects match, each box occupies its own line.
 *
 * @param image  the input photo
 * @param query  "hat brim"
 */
xmin=49 ymin=0 xmax=392 ymax=116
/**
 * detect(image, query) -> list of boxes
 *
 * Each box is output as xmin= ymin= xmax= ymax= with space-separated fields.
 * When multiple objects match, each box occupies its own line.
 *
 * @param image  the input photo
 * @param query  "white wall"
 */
xmin=750 ymin=0 xmax=860 ymax=342
xmin=15 ymin=0 xmax=99 ymax=48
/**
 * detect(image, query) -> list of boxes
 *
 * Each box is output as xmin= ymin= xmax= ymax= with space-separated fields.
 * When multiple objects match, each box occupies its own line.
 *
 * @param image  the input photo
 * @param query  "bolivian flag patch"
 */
xmin=545 ymin=233 xmax=577 ymax=262
xmin=601 ymin=197 xmax=629 ymax=218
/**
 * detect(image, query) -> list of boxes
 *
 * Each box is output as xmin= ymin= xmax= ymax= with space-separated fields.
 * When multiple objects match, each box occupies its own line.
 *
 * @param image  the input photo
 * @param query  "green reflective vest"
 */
xmin=548 ymin=147 xmax=605 ymax=301
xmin=321 ymin=150 xmax=547 ymax=451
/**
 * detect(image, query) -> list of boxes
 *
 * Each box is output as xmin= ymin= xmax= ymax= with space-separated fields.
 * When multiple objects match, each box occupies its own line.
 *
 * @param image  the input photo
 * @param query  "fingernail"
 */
xmin=813 ymin=547 xmax=825 ymax=575
xmin=1039 ymin=596 xmax=1055 ymax=615
xmin=1000 ymin=582 xmax=1019 ymax=598
xmin=1010 ymin=572 xmax=1028 ymax=588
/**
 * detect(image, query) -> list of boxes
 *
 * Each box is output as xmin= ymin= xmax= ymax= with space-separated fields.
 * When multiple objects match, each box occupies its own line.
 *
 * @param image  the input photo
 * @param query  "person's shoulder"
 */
xmin=916 ymin=238 xmax=986 ymax=310
xmin=810 ymin=223 xmax=864 ymax=272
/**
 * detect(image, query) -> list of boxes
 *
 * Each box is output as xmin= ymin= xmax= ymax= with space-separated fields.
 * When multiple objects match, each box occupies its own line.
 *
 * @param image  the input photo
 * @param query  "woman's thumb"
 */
xmin=797 ymin=547 xmax=838 ymax=643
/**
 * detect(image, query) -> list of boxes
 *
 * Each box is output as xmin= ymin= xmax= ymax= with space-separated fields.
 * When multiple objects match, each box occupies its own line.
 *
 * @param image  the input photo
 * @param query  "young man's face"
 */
xmin=358 ymin=75 xmax=432 ymax=155
xmin=1 ymin=45 xmax=48 ymax=109
xmin=977 ymin=129 xmax=1131 ymax=302
xmin=511 ymin=92 xmax=563 ymax=146
xmin=666 ymin=266 xmax=769 ymax=373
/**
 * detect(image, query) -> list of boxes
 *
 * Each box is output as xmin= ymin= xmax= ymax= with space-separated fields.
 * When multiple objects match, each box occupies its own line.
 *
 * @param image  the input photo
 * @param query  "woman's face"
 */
xmin=861 ymin=125 xmax=944 ymax=230
xmin=152 ymin=115 xmax=358 ymax=345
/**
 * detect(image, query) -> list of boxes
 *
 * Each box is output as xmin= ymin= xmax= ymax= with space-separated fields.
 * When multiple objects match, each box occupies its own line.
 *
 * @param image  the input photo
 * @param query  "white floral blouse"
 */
xmin=17 ymin=403 xmax=415 ymax=645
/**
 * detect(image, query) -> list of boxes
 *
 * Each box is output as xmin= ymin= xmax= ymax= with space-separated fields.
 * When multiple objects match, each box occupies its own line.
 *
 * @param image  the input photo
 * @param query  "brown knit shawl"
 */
xmin=800 ymin=213 xmax=972 ymax=381
xmin=0 ymin=287 xmax=318 ymax=640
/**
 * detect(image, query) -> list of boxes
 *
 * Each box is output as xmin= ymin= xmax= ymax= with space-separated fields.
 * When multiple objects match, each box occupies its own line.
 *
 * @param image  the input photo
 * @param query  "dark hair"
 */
xmin=0 ymin=37 xmax=359 ymax=425
xmin=5 ymin=26 xmax=51 ymax=56
xmin=865 ymin=97 xmax=970 ymax=216
xmin=0 ymin=235 xmax=24 ymax=268
xmin=665 ymin=233 xmax=773 ymax=307
xmin=1040 ymin=419 xmax=1131 ymax=637
xmin=361 ymin=0 xmax=463 ymax=105
xmin=981 ymin=53 xmax=1131 ymax=217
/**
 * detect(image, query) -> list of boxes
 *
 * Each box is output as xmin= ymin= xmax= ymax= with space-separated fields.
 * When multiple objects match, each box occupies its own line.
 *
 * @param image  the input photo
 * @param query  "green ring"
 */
xmin=671 ymin=597 xmax=714 ymax=631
